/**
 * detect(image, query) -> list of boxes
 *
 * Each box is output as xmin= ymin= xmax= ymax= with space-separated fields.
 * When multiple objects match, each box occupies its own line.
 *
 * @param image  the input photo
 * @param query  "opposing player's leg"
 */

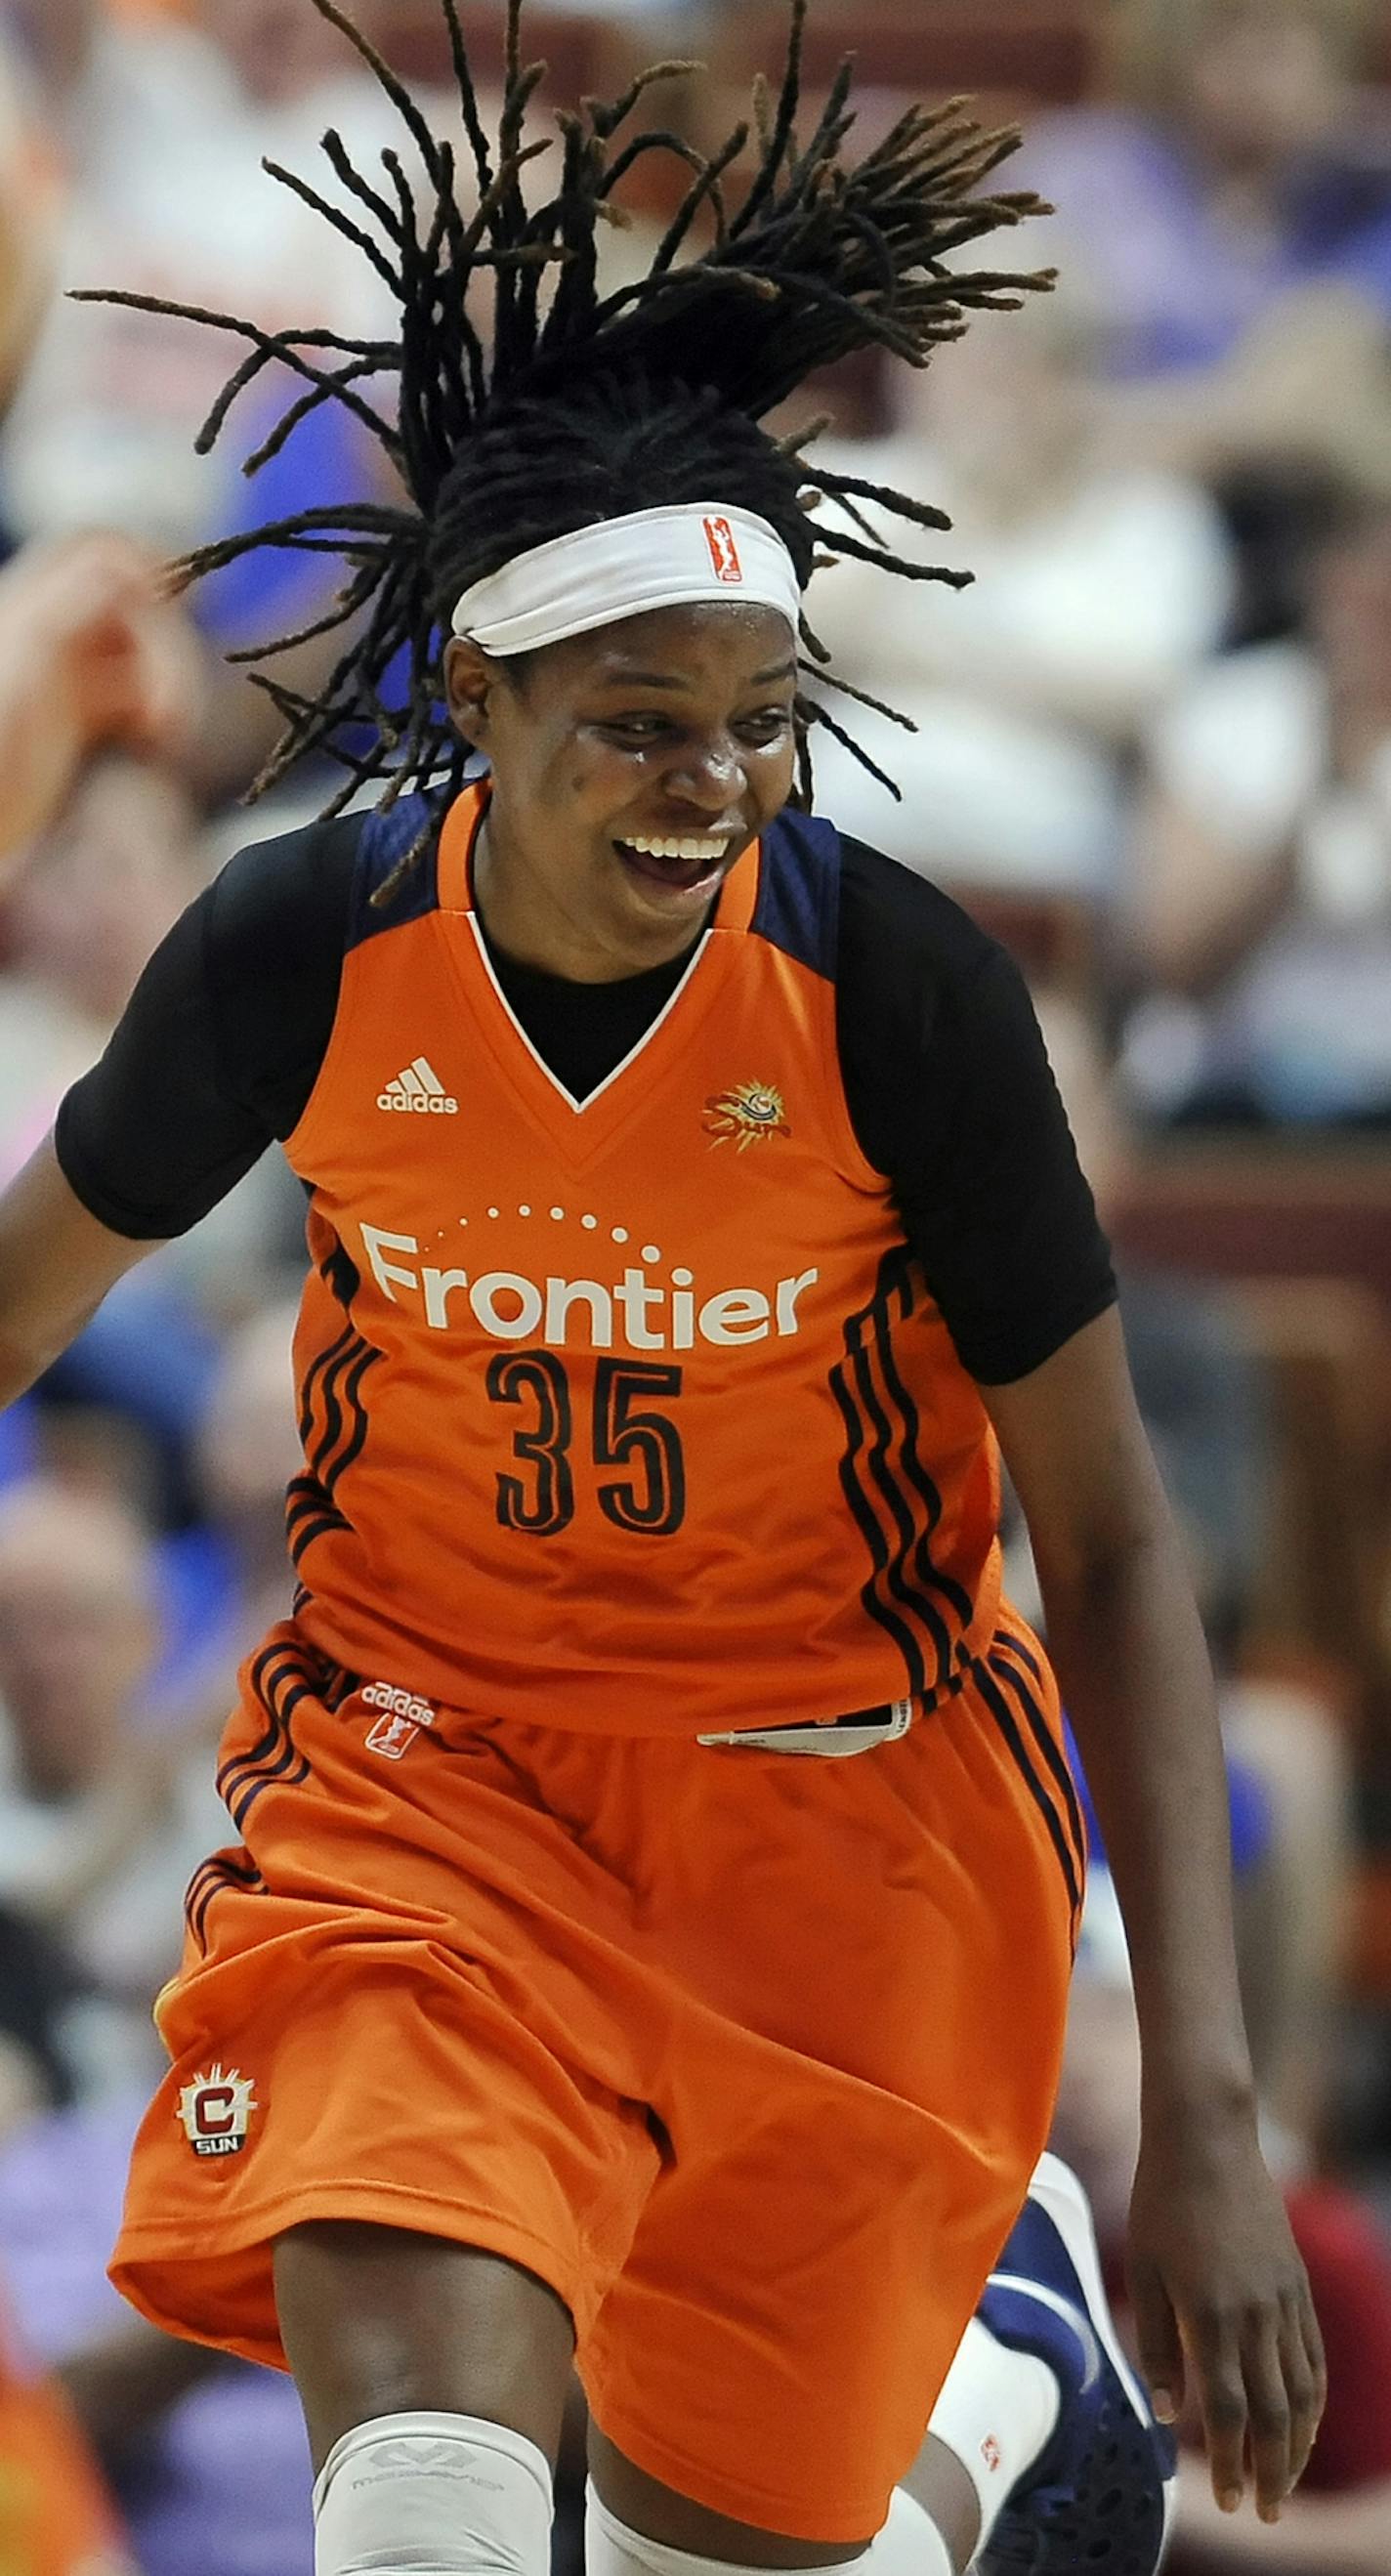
xmin=919 ymin=2152 xmax=1177 ymax=2575
xmin=274 ymin=2222 xmax=574 ymax=2576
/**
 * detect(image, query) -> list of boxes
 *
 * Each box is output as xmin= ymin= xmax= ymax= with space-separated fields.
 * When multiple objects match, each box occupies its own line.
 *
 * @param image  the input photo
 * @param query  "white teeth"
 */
xmin=624 ymin=835 xmax=725 ymax=863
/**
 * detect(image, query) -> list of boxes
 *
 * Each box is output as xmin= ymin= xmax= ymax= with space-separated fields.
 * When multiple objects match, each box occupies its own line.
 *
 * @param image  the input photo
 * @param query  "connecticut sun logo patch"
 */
xmin=177 ymin=2064 xmax=258 ymax=2157
xmin=703 ymin=1080 xmax=791 ymax=1152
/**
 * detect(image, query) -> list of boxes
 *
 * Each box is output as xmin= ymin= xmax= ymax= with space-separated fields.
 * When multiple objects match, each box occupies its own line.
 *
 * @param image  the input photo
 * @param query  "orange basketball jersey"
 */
xmin=284 ymin=784 xmax=1004 ymax=1733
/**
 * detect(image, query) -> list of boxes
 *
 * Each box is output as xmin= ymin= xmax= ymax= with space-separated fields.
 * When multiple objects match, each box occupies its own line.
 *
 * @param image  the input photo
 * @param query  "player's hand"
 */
xmin=1125 ymin=2111 xmax=1327 ymax=2526
xmin=0 ymin=531 xmax=205 ymax=872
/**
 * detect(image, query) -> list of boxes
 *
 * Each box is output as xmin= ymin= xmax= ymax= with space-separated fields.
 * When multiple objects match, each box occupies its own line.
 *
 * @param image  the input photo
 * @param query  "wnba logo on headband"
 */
xmin=702 ymin=516 xmax=744 ymax=585
xmin=449 ymin=502 xmax=797 ymax=655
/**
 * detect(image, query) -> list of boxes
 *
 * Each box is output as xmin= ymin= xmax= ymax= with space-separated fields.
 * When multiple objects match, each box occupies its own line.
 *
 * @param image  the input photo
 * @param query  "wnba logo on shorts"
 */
xmin=365 ymin=1710 xmax=422 ymax=1759
xmin=702 ymin=515 xmax=744 ymax=583
xmin=177 ymin=2064 xmax=257 ymax=2157
xmin=361 ymin=1679 xmax=435 ymax=1758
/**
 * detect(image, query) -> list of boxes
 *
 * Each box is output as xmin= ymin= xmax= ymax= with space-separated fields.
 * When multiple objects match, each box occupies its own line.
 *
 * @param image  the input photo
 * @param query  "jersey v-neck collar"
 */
xmin=433 ymin=784 xmax=763 ymax=1139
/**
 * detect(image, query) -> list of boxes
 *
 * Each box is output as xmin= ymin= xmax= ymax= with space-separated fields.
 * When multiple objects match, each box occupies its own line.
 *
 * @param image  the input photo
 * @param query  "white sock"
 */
xmin=314 ymin=2410 xmax=553 ymax=2576
xmin=926 ymin=2317 xmax=1060 ymax=2552
xmin=586 ymin=2479 xmax=950 ymax=2576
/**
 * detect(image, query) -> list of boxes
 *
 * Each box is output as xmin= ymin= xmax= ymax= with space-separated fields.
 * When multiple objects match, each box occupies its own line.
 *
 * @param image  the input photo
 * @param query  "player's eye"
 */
xmin=737 ymin=707 xmax=794 ymax=744
xmin=600 ymin=714 xmax=673 ymax=744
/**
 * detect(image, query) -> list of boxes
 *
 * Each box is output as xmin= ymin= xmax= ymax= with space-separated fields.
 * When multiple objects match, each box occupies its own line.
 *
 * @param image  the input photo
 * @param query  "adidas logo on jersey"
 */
xmin=378 ymin=1057 xmax=458 ymax=1115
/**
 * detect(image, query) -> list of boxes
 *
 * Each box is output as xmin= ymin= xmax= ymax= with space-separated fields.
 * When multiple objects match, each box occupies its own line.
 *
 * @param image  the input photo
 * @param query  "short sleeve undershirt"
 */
xmin=55 ymin=811 xmax=1115 ymax=1385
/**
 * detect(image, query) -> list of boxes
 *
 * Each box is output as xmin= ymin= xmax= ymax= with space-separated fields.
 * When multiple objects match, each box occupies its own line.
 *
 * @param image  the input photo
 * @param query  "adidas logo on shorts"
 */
xmin=361 ymin=1679 xmax=437 ymax=1761
xmin=377 ymin=1056 xmax=458 ymax=1115
xmin=360 ymin=1681 xmax=437 ymax=1726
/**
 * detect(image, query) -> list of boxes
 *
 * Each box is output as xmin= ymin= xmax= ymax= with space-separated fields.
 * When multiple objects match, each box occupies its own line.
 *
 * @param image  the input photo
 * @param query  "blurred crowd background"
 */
xmin=0 ymin=2 xmax=1386 ymax=2570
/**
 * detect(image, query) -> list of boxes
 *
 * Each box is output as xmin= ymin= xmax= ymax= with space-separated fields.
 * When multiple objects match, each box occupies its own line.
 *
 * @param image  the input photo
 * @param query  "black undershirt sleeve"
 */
xmin=834 ymin=837 xmax=1117 ymax=1385
xmin=55 ymin=814 xmax=358 ymax=1238
xmin=55 ymin=805 xmax=1115 ymax=1395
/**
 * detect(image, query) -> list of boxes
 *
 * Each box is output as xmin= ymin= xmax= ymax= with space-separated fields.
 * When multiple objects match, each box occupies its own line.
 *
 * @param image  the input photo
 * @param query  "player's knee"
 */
xmin=313 ymin=2411 xmax=553 ymax=2576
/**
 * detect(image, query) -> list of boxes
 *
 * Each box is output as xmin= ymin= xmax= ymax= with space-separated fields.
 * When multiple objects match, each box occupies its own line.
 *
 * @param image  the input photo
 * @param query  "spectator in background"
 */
xmin=1026 ymin=0 xmax=1391 ymax=377
xmin=0 ymin=0 xmax=408 ymax=552
xmin=0 ymin=532 xmax=200 ymax=877
xmin=805 ymin=285 xmax=1232 ymax=894
xmin=1055 ymin=1872 xmax=1391 ymax=2575
xmin=148 ymin=1300 xmax=305 ymax=1737
xmin=0 ymin=752 xmax=260 ymax=1521
xmin=1018 ymin=0 xmax=1391 ymax=513
xmin=0 ymin=1478 xmax=227 ymax=2089
xmin=1121 ymin=484 xmax=1391 ymax=1127
xmin=1033 ymin=982 xmax=1354 ymax=2154
xmin=0 ymin=2280 xmax=135 ymax=2575
xmin=0 ymin=14 xmax=61 ymax=420
xmin=0 ymin=2082 xmax=312 ymax=2576
xmin=0 ymin=0 xmax=464 ymax=813
xmin=0 ymin=752 xmax=196 ymax=1184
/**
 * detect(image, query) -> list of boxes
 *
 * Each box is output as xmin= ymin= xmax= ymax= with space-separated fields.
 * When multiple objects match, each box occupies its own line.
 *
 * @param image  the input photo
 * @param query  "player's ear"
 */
xmin=443 ymin=637 xmax=493 ymax=746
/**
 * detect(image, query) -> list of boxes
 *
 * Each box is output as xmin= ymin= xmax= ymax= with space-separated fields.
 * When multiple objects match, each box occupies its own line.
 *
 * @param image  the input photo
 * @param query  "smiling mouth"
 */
xmin=612 ymin=830 xmax=738 ymax=893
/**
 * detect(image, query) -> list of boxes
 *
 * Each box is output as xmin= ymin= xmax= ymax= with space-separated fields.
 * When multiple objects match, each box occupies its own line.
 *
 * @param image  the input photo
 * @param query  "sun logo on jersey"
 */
xmin=703 ymin=1081 xmax=791 ymax=1151
xmin=177 ymin=2064 xmax=258 ymax=2158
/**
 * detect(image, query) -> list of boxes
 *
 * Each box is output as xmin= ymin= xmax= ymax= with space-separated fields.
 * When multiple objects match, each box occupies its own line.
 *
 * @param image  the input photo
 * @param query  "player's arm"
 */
xmin=0 ymin=819 xmax=354 ymax=1417
xmin=981 ymin=1313 xmax=1325 ymax=2524
xmin=0 ymin=1134 xmax=166 ymax=1410
xmin=836 ymin=845 xmax=1325 ymax=2529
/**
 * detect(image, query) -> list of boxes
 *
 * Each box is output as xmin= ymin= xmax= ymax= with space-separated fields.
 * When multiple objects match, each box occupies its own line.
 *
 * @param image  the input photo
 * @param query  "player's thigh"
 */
xmin=274 ymin=2221 xmax=576 ymax=2471
xmin=589 ymin=2428 xmax=869 ymax=2566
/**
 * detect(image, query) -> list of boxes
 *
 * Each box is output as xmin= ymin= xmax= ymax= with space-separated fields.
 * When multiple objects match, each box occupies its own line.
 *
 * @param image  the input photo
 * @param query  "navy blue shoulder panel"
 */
xmin=749 ymin=808 xmax=841 ymax=982
xmin=345 ymin=790 xmax=447 ymax=952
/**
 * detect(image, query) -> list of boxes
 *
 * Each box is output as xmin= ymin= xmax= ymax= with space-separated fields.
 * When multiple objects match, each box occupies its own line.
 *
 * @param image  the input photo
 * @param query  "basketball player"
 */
xmin=0 ymin=7 xmax=1324 ymax=2575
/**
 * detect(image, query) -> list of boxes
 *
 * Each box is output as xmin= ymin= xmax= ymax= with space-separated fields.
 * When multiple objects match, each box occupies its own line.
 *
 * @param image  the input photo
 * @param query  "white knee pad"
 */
xmin=314 ymin=2411 xmax=553 ymax=2576
xmin=584 ymin=2480 xmax=949 ymax=2576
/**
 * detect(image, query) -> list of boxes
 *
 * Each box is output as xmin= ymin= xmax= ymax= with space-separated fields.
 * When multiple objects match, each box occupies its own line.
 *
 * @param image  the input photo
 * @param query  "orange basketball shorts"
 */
xmin=113 ymin=1612 xmax=1080 ymax=2542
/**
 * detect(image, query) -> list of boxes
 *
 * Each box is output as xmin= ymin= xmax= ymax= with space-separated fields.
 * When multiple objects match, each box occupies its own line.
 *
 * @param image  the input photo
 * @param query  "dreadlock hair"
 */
xmin=76 ymin=0 xmax=1056 ymax=862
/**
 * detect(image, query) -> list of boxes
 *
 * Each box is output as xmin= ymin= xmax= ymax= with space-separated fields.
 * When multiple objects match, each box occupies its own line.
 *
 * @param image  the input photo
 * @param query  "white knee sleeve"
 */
xmin=585 ymin=2480 xmax=949 ymax=2576
xmin=314 ymin=2411 xmax=553 ymax=2576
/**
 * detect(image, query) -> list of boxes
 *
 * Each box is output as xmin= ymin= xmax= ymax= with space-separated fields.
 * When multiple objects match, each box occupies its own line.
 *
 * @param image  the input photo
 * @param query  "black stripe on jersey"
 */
xmin=217 ymin=1643 xmax=315 ymax=1826
xmin=319 ymin=1226 xmax=361 ymax=1309
xmin=320 ymin=1338 xmax=379 ymax=1483
xmin=830 ymin=1247 xmax=976 ymax=1699
xmin=286 ymin=1330 xmax=383 ymax=1564
xmin=285 ymin=1486 xmax=346 ymax=1561
xmin=185 ymin=1848 xmax=265 ymax=1956
xmin=869 ymin=1248 xmax=977 ymax=1632
xmin=216 ymin=1641 xmax=358 ymax=1835
xmin=829 ymin=1363 xmax=929 ymax=1696
xmin=216 ymin=1642 xmax=301 ymax=1797
xmin=988 ymin=1640 xmax=1088 ymax=1894
xmin=297 ymin=1322 xmax=356 ymax=1446
xmin=971 ymin=1655 xmax=1083 ymax=1932
xmin=836 ymin=1335 xmax=951 ymax=1693
xmin=991 ymin=1626 xmax=1043 ymax=1683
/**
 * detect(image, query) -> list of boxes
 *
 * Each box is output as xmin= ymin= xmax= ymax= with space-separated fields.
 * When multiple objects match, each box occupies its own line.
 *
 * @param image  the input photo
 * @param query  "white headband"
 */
xmin=449 ymin=502 xmax=802 ymax=655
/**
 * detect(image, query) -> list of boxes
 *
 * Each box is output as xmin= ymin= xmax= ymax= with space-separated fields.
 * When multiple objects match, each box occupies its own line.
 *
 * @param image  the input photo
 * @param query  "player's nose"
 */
xmin=660 ymin=737 xmax=745 ymax=813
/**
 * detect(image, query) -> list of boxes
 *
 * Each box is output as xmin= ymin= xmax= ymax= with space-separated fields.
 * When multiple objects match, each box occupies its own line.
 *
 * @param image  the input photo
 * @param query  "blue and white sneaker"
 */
xmin=976 ymin=2153 xmax=1177 ymax=2574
